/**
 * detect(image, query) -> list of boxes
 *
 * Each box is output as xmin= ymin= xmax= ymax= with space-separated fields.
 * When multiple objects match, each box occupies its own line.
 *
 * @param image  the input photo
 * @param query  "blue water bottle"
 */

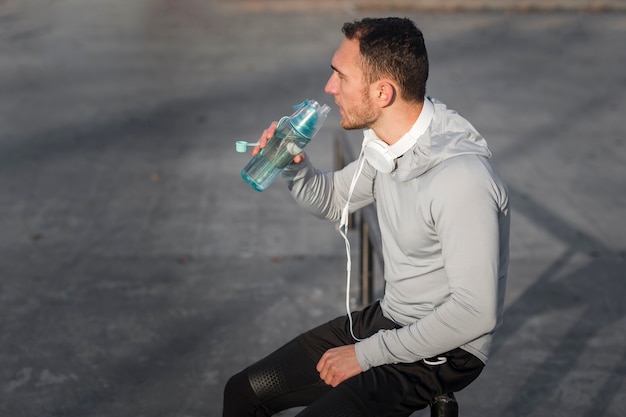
xmin=238 ymin=99 xmax=330 ymax=191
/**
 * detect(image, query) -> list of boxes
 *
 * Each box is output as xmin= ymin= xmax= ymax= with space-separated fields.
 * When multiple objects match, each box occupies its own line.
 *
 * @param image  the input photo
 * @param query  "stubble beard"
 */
xmin=340 ymin=88 xmax=377 ymax=130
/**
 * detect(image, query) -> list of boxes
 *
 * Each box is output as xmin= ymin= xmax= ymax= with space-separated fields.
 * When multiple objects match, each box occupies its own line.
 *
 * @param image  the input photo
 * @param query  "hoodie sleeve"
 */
xmin=283 ymin=155 xmax=377 ymax=221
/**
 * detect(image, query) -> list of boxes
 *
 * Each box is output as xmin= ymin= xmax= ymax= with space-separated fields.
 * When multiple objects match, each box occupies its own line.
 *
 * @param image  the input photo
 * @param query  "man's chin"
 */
xmin=340 ymin=119 xmax=364 ymax=131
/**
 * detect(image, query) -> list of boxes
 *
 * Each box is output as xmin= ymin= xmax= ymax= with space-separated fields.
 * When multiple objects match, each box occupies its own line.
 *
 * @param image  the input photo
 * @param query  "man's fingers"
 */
xmin=317 ymin=352 xmax=340 ymax=386
xmin=252 ymin=121 xmax=279 ymax=156
xmin=316 ymin=354 xmax=330 ymax=381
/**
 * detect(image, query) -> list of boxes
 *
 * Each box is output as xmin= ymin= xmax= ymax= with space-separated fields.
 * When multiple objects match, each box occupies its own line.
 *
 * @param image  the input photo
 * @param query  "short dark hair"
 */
xmin=342 ymin=17 xmax=429 ymax=103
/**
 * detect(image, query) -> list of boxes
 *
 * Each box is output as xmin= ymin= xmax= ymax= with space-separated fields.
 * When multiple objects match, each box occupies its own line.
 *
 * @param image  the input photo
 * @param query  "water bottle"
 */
xmin=240 ymin=99 xmax=330 ymax=191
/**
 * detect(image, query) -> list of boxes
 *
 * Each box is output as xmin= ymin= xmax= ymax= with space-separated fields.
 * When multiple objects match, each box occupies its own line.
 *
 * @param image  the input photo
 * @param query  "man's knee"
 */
xmin=224 ymin=371 xmax=247 ymax=401
xmin=223 ymin=370 xmax=268 ymax=417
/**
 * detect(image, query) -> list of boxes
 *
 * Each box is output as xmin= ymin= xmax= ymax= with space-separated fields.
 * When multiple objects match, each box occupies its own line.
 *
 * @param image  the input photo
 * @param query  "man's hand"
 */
xmin=252 ymin=121 xmax=305 ymax=163
xmin=316 ymin=345 xmax=363 ymax=387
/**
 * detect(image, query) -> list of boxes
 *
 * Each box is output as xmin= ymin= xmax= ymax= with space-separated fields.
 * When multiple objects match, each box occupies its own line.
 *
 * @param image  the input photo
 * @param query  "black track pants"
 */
xmin=222 ymin=302 xmax=484 ymax=417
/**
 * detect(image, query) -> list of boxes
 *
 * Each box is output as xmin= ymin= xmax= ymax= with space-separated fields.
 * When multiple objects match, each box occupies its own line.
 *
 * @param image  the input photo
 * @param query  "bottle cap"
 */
xmin=235 ymin=141 xmax=249 ymax=152
xmin=289 ymin=100 xmax=331 ymax=139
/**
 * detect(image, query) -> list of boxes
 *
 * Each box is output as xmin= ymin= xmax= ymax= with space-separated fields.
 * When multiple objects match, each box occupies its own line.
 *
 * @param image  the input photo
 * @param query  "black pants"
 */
xmin=223 ymin=302 xmax=484 ymax=417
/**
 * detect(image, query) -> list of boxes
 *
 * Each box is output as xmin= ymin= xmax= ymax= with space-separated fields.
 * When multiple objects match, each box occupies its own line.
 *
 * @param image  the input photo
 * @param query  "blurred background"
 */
xmin=1 ymin=1 xmax=625 ymax=416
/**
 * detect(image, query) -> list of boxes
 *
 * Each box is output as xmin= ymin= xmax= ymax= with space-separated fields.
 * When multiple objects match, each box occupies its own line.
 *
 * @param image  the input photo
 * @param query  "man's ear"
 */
xmin=374 ymin=80 xmax=397 ymax=107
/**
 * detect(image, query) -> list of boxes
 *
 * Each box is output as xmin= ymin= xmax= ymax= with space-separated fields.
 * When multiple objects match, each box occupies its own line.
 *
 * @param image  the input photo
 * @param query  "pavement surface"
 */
xmin=1 ymin=1 xmax=625 ymax=416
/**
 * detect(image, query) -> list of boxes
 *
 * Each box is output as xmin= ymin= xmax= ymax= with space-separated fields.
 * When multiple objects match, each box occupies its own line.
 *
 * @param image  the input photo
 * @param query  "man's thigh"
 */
xmin=296 ymin=302 xmax=398 ymax=363
xmin=294 ymin=361 xmax=433 ymax=417
xmin=296 ymin=348 xmax=483 ymax=417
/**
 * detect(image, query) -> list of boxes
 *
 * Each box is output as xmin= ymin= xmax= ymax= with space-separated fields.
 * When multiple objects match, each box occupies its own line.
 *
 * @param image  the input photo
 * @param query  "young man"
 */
xmin=223 ymin=17 xmax=510 ymax=417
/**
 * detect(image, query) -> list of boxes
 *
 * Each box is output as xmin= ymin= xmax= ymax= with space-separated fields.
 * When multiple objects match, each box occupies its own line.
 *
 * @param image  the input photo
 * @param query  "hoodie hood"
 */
xmin=388 ymin=98 xmax=492 ymax=182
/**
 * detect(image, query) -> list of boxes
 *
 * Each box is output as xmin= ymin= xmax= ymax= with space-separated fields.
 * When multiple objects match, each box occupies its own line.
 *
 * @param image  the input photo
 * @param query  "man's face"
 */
xmin=325 ymin=38 xmax=378 ymax=130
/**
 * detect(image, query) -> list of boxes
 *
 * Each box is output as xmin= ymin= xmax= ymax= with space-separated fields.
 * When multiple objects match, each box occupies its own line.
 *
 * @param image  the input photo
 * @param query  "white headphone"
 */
xmin=362 ymin=97 xmax=435 ymax=173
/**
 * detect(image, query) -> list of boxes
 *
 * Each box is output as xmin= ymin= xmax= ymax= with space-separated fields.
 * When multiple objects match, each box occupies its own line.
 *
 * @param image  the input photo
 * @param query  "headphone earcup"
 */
xmin=363 ymin=139 xmax=396 ymax=173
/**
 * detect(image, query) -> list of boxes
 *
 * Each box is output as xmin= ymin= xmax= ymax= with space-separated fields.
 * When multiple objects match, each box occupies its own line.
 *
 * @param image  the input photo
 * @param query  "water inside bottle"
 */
xmin=241 ymin=153 xmax=281 ymax=192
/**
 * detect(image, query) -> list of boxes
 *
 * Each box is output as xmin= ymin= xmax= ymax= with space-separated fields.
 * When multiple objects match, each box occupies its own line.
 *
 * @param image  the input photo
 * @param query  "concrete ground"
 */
xmin=1 ymin=1 xmax=625 ymax=416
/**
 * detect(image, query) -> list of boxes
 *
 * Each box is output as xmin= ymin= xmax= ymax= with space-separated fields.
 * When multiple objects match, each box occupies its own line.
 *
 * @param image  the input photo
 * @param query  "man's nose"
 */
xmin=324 ymin=74 xmax=337 ymax=95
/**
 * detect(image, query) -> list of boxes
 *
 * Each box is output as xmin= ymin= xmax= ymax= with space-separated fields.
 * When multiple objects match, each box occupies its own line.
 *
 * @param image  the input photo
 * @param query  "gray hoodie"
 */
xmin=284 ymin=98 xmax=510 ymax=371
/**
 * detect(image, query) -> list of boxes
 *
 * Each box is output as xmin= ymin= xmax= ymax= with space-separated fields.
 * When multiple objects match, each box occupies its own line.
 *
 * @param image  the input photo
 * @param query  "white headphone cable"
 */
xmin=338 ymin=142 xmax=367 ymax=342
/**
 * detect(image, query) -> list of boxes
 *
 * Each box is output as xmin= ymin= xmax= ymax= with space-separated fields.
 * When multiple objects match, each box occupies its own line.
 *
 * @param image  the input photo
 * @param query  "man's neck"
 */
xmin=370 ymin=100 xmax=424 ymax=145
